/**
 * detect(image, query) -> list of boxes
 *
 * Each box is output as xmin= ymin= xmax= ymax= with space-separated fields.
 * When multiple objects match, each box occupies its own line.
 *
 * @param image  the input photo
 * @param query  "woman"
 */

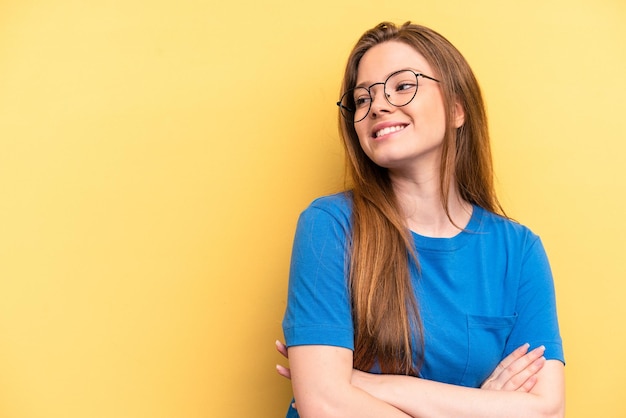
xmin=277 ymin=21 xmax=564 ymax=417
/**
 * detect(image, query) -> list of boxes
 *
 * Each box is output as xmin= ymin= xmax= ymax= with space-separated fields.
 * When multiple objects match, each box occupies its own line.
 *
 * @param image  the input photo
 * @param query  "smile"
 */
xmin=374 ymin=124 xmax=407 ymax=138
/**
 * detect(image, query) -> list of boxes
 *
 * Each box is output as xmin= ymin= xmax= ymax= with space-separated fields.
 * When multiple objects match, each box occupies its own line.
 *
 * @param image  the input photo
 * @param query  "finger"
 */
xmin=481 ymin=343 xmax=530 ymax=388
xmin=503 ymin=355 xmax=545 ymax=391
xmin=501 ymin=346 xmax=545 ymax=380
xmin=275 ymin=340 xmax=289 ymax=358
xmin=482 ymin=345 xmax=545 ymax=391
xmin=276 ymin=364 xmax=292 ymax=380
xmin=493 ymin=343 xmax=530 ymax=375
xmin=516 ymin=375 xmax=538 ymax=393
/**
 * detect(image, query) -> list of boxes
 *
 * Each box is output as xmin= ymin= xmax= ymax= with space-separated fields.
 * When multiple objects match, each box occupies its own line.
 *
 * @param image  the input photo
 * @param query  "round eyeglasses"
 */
xmin=337 ymin=69 xmax=440 ymax=123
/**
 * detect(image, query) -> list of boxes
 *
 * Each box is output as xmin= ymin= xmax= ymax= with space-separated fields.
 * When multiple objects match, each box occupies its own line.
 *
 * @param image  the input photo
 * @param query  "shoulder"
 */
xmin=300 ymin=191 xmax=353 ymax=227
xmin=307 ymin=191 xmax=353 ymax=214
xmin=476 ymin=206 xmax=538 ymax=240
xmin=290 ymin=192 xmax=354 ymax=246
xmin=473 ymin=206 xmax=544 ymax=254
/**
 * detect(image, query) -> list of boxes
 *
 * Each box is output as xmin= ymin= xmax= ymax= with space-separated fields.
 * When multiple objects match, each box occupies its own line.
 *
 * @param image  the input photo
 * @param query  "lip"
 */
xmin=371 ymin=121 xmax=409 ymax=140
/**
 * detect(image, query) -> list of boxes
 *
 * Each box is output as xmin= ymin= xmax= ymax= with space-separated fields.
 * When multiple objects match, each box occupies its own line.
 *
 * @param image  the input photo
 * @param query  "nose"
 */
xmin=369 ymin=84 xmax=392 ymax=118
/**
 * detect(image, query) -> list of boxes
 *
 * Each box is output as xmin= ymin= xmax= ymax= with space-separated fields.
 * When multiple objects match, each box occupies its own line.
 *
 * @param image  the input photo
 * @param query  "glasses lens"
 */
xmin=385 ymin=70 xmax=418 ymax=107
xmin=340 ymin=87 xmax=371 ymax=122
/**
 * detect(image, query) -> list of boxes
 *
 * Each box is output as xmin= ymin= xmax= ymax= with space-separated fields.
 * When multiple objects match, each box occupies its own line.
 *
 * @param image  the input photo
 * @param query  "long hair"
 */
xmin=340 ymin=22 xmax=505 ymax=376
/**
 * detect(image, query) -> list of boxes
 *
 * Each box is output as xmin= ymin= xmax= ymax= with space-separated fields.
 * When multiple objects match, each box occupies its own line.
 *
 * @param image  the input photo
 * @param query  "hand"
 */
xmin=481 ymin=343 xmax=546 ymax=392
xmin=275 ymin=340 xmax=292 ymax=380
xmin=275 ymin=340 xmax=297 ymax=410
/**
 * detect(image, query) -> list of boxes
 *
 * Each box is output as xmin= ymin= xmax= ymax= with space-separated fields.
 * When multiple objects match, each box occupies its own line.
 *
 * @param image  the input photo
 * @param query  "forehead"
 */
xmin=356 ymin=41 xmax=434 ymax=84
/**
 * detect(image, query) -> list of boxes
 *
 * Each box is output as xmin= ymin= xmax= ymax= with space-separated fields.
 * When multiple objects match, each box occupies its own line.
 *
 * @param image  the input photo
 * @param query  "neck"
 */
xmin=389 ymin=170 xmax=472 ymax=238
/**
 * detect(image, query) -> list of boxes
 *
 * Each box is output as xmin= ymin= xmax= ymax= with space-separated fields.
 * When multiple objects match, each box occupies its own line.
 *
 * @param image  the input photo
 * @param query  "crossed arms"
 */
xmin=276 ymin=341 xmax=564 ymax=418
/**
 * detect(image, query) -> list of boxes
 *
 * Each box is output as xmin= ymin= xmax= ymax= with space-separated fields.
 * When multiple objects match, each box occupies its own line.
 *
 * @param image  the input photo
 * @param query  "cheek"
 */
xmin=355 ymin=124 xmax=368 ymax=140
xmin=355 ymin=131 xmax=376 ymax=160
xmin=355 ymin=127 xmax=370 ymax=149
xmin=418 ymin=103 xmax=447 ymax=137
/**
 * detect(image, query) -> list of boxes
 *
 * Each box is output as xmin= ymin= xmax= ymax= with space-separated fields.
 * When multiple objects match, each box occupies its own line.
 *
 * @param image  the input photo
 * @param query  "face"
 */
xmin=353 ymin=41 xmax=460 ymax=174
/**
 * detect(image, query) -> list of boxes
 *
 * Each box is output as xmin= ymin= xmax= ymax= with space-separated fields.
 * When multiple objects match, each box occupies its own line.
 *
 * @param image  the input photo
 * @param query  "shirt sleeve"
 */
xmin=504 ymin=235 xmax=565 ymax=363
xmin=282 ymin=203 xmax=354 ymax=350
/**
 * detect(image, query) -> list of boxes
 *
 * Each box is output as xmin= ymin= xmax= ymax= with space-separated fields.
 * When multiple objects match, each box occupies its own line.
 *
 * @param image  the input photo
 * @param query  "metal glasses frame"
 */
xmin=336 ymin=69 xmax=440 ymax=123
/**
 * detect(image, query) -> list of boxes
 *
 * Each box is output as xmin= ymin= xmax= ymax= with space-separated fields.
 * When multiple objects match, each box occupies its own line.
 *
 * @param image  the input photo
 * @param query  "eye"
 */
xmin=395 ymin=82 xmax=417 ymax=93
xmin=354 ymin=94 xmax=371 ymax=108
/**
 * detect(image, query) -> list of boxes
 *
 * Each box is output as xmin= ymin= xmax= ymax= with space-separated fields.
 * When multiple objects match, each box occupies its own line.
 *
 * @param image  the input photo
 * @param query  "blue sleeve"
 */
xmin=504 ymin=236 xmax=565 ymax=363
xmin=281 ymin=202 xmax=354 ymax=350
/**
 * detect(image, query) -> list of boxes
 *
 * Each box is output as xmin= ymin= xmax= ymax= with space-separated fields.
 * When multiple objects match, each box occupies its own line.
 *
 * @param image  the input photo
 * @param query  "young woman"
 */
xmin=277 ymin=21 xmax=564 ymax=417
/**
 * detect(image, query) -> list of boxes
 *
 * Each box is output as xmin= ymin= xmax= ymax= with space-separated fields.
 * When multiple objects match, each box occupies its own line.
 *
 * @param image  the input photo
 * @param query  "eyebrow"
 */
xmin=355 ymin=67 xmax=423 ymax=89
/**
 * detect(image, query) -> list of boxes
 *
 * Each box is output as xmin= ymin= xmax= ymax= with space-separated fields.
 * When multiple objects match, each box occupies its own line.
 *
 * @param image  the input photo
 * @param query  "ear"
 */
xmin=453 ymin=99 xmax=465 ymax=129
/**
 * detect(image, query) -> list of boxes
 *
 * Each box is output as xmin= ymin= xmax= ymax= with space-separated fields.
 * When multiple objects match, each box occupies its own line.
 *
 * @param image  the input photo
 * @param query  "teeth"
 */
xmin=375 ymin=125 xmax=405 ymax=138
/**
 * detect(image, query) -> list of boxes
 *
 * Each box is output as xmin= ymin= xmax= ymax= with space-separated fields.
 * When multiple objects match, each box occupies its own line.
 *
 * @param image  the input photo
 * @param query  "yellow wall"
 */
xmin=0 ymin=1 xmax=624 ymax=417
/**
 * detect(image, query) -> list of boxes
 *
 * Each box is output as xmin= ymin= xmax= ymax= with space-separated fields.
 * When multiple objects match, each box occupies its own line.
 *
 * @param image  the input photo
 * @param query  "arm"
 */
xmin=277 ymin=341 xmax=557 ymax=417
xmin=348 ymin=233 xmax=566 ymax=417
xmin=281 ymin=197 xmax=405 ymax=417
xmin=289 ymin=345 xmax=412 ymax=418
xmin=351 ymin=359 xmax=564 ymax=418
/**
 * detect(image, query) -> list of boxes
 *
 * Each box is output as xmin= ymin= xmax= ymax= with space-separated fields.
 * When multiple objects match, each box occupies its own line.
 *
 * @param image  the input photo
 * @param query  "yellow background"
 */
xmin=0 ymin=0 xmax=624 ymax=417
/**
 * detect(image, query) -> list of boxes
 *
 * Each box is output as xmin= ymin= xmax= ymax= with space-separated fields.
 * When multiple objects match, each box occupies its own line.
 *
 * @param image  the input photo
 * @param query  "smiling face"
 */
xmin=354 ymin=41 xmax=455 ymax=174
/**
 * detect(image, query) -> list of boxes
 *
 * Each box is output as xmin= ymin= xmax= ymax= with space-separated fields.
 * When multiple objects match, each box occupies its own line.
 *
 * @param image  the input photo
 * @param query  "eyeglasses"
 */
xmin=337 ymin=69 xmax=440 ymax=123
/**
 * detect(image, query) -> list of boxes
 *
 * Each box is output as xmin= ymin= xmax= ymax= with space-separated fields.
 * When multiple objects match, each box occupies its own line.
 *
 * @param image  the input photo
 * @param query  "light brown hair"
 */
xmin=341 ymin=22 xmax=505 ymax=375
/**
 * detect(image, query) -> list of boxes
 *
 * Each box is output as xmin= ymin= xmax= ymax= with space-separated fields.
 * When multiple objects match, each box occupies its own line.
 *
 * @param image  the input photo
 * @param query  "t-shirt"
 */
xmin=282 ymin=192 xmax=564 ymax=413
